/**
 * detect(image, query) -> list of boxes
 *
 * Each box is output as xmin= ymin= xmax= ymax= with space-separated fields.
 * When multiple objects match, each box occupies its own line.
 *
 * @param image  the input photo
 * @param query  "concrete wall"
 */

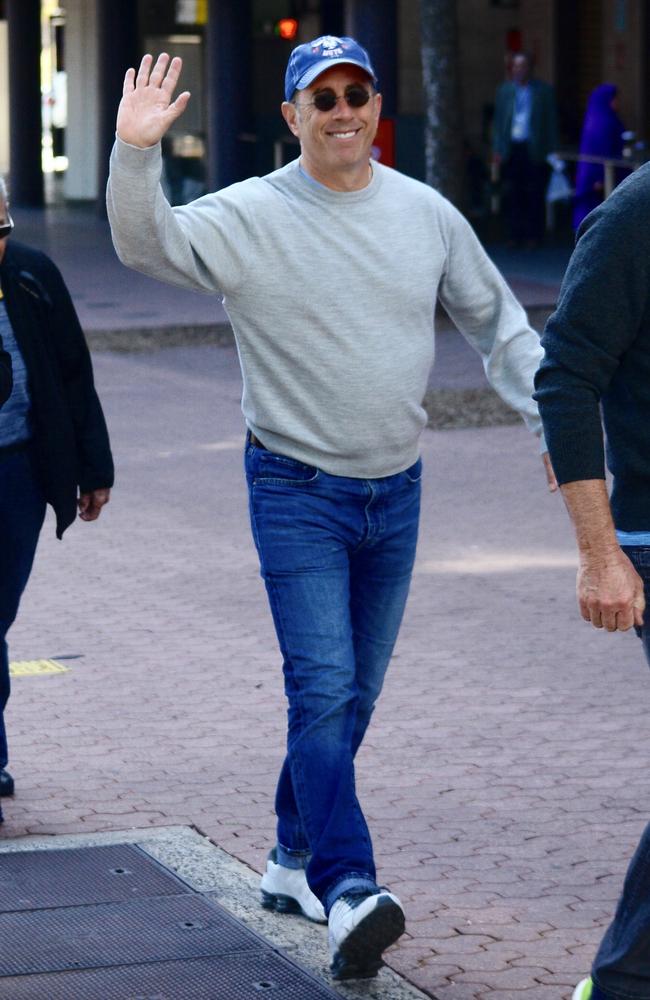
xmin=63 ymin=0 xmax=99 ymax=200
xmin=602 ymin=0 xmax=643 ymax=136
xmin=456 ymin=0 xmax=523 ymax=153
xmin=398 ymin=0 xmax=422 ymax=115
xmin=0 ymin=22 xmax=8 ymax=177
xmin=520 ymin=0 xmax=555 ymax=84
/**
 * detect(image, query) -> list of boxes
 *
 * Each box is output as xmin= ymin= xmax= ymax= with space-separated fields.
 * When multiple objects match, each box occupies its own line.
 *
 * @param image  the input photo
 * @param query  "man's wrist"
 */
xmin=114 ymin=132 xmax=161 ymax=152
xmin=577 ymin=541 xmax=623 ymax=567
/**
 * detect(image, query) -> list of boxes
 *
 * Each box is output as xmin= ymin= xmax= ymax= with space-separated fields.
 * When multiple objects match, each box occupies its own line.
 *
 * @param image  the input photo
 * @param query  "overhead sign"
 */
xmin=176 ymin=0 xmax=207 ymax=26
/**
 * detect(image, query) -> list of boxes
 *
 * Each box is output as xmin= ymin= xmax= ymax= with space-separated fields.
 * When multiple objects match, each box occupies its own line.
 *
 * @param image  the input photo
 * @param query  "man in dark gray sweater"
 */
xmin=535 ymin=165 xmax=650 ymax=1000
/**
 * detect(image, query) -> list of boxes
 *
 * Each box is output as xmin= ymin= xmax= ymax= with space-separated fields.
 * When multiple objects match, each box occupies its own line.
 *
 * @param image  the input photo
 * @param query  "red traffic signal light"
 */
xmin=276 ymin=18 xmax=299 ymax=40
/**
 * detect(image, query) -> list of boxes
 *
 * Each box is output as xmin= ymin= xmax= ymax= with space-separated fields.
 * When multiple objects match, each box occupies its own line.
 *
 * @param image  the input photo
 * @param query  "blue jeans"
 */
xmin=591 ymin=546 xmax=650 ymax=999
xmin=0 ymin=448 xmax=46 ymax=769
xmin=245 ymin=437 xmax=421 ymax=914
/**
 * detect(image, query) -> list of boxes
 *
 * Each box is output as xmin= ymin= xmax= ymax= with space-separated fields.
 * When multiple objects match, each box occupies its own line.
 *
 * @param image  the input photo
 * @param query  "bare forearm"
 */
xmin=560 ymin=478 xmax=645 ymax=631
xmin=560 ymin=479 xmax=619 ymax=562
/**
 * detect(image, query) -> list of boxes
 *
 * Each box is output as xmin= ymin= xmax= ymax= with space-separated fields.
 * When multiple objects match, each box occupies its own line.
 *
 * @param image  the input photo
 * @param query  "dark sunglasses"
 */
xmin=297 ymin=84 xmax=372 ymax=113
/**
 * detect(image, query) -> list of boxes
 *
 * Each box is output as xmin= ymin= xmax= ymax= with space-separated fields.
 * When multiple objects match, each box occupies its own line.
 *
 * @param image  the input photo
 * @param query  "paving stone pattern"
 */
xmin=6 ymin=343 xmax=649 ymax=1000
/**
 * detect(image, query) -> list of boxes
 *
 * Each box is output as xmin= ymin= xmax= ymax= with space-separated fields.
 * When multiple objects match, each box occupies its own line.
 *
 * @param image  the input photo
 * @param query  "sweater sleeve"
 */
xmin=437 ymin=202 xmax=544 ymax=443
xmin=534 ymin=172 xmax=650 ymax=485
xmin=106 ymin=137 xmax=254 ymax=297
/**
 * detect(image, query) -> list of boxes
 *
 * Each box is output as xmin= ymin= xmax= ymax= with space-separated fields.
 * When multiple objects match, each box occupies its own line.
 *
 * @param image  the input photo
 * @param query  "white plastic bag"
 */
xmin=546 ymin=154 xmax=573 ymax=203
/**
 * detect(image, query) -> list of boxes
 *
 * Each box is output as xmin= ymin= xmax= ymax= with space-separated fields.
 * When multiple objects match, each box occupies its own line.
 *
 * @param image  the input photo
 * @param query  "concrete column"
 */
xmin=7 ymin=0 xmax=43 ymax=206
xmin=96 ymin=0 xmax=139 ymax=214
xmin=321 ymin=1 xmax=345 ymax=36
xmin=345 ymin=0 xmax=398 ymax=116
xmin=0 ymin=22 xmax=9 ymax=177
xmin=64 ymin=0 xmax=99 ymax=201
xmin=206 ymin=0 xmax=253 ymax=191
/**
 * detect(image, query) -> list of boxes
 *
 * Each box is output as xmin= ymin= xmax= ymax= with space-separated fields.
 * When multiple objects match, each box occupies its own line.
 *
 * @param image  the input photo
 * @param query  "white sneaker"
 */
xmin=572 ymin=979 xmax=593 ymax=1000
xmin=260 ymin=849 xmax=326 ymax=923
xmin=328 ymin=889 xmax=405 ymax=980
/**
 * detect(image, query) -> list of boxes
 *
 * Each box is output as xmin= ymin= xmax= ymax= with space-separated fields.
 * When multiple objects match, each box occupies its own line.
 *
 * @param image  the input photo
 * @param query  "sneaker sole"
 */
xmin=331 ymin=897 xmax=405 ymax=980
xmin=261 ymin=889 xmax=321 ymax=921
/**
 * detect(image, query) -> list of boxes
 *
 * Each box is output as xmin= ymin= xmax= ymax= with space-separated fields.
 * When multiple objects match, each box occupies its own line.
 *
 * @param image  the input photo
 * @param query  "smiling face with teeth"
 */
xmin=281 ymin=65 xmax=382 ymax=192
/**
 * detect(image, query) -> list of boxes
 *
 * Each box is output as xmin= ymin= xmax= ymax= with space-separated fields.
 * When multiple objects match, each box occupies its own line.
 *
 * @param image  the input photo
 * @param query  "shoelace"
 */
xmin=338 ymin=888 xmax=380 ymax=908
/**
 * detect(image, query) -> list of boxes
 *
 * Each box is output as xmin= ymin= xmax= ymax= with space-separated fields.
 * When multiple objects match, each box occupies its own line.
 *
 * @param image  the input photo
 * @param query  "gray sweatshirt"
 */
xmin=107 ymin=138 xmax=543 ymax=478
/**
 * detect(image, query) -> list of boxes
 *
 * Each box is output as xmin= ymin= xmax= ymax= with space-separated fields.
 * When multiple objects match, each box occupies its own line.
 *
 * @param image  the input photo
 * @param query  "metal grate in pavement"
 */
xmin=0 ymin=894 xmax=258 ymax=976
xmin=0 ymin=844 xmax=190 ymax=912
xmin=0 ymin=950 xmax=340 ymax=999
xmin=0 ymin=843 xmax=342 ymax=999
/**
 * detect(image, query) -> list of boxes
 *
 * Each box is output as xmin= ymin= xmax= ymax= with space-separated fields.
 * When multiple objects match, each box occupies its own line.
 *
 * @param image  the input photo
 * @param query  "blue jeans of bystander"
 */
xmin=590 ymin=546 xmax=650 ymax=999
xmin=245 ymin=436 xmax=420 ymax=914
xmin=0 ymin=448 xmax=46 ymax=769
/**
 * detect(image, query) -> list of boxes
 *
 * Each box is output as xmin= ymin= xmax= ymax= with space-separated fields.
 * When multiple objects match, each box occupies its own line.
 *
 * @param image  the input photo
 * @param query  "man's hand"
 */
xmin=577 ymin=548 xmax=645 ymax=632
xmin=116 ymin=53 xmax=190 ymax=149
xmin=559 ymin=478 xmax=646 ymax=632
xmin=542 ymin=451 xmax=558 ymax=492
xmin=78 ymin=488 xmax=111 ymax=522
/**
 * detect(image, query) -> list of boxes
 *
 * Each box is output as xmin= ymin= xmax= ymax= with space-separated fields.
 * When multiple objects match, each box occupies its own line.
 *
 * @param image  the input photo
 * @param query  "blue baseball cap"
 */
xmin=284 ymin=35 xmax=377 ymax=102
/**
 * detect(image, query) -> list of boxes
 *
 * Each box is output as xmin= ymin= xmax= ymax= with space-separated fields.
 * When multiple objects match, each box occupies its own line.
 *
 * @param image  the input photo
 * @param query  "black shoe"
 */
xmin=0 ymin=769 xmax=14 ymax=797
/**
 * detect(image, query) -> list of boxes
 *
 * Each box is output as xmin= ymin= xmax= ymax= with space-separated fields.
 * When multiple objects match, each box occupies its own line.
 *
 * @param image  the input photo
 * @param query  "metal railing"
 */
xmin=490 ymin=150 xmax=644 ymax=222
xmin=554 ymin=151 xmax=638 ymax=198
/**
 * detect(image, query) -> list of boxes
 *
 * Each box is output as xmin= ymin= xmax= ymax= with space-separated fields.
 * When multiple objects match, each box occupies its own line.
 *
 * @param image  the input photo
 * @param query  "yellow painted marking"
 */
xmin=9 ymin=660 xmax=70 ymax=677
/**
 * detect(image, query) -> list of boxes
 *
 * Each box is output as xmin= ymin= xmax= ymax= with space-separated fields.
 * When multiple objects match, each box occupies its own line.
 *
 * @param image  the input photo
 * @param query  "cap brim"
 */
xmin=295 ymin=58 xmax=376 ymax=92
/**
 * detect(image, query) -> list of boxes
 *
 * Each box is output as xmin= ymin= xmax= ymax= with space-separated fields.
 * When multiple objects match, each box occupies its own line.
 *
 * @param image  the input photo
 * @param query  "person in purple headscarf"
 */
xmin=573 ymin=83 xmax=627 ymax=231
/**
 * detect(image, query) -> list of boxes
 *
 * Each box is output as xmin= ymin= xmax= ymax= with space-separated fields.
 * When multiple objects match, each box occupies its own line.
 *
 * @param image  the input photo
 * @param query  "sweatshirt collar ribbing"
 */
xmin=290 ymin=157 xmax=381 ymax=204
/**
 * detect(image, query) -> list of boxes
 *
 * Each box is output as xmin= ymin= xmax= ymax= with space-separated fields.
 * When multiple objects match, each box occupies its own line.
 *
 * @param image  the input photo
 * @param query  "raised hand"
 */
xmin=116 ymin=53 xmax=191 ymax=148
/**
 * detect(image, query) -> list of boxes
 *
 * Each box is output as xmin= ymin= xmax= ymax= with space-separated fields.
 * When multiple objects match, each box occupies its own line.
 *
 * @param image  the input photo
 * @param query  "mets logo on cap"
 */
xmin=311 ymin=36 xmax=348 ymax=58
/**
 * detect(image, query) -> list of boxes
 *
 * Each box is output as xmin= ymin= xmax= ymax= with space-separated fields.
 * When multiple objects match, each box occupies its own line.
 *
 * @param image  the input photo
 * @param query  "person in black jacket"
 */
xmin=0 ymin=177 xmax=113 ymax=824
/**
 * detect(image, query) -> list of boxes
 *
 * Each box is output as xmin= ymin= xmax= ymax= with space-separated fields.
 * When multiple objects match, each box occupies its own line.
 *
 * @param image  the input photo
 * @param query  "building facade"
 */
xmin=1 ymin=0 xmax=648 ymax=207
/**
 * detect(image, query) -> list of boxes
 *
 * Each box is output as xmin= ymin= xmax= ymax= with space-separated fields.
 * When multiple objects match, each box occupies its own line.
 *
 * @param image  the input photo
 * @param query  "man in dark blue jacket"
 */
xmin=535 ymin=163 xmax=650 ymax=1000
xmin=0 ymin=177 xmax=113 ymax=824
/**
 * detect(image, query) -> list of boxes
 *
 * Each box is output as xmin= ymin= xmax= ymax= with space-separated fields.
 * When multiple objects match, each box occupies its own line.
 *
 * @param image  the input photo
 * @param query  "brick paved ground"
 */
xmin=5 ymin=342 xmax=649 ymax=999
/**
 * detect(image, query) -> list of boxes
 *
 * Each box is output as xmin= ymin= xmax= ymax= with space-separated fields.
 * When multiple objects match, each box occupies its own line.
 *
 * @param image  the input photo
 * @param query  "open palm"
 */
xmin=116 ymin=53 xmax=190 ymax=148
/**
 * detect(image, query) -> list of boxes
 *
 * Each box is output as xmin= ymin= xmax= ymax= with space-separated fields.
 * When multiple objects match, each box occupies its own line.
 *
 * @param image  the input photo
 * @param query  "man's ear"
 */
xmin=281 ymin=101 xmax=300 ymax=138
